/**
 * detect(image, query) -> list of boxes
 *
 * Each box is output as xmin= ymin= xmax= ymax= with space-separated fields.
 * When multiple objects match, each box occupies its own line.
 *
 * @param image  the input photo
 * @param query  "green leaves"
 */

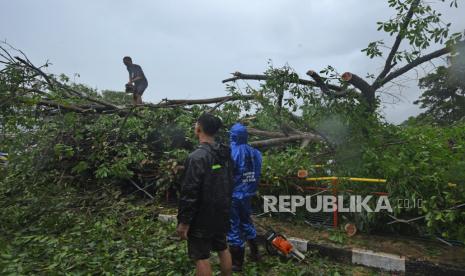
xmin=95 ymin=165 xmax=111 ymax=179
xmin=366 ymin=0 xmax=462 ymax=60
xmin=0 ymin=203 xmax=193 ymax=275
xmin=72 ymin=161 xmax=89 ymax=174
xmin=54 ymin=143 xmax=75 ymax=159
xmin=329 ymin=231 xmax=346 ymax=244
xmin=415 ymin=50 xmax=465 ymax=124
xmin=361 ymin=123 xmax=465 ymax=240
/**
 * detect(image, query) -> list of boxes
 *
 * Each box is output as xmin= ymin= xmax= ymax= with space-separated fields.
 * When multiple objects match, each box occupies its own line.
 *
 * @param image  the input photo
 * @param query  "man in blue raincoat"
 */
xmin=227 ymin=123 xmax=262 ymax=272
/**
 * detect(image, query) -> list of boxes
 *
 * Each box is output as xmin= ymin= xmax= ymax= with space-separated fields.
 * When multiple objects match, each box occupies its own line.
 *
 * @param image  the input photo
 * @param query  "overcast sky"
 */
xmin=1 ymin=0 xmax=464 ymax=123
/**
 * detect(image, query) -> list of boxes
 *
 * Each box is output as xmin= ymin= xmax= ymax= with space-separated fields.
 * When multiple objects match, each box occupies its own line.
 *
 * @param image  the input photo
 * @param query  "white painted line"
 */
xmin=288 ymin=237 xmax=308 ymax=253
xmin=158 ymin=214 xmax=177 ymax=223
xmin=352 ymin=248 xmax=405 ymax=272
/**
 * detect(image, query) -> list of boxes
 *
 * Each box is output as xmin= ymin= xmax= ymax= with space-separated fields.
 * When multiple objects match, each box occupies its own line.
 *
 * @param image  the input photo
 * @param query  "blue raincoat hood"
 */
xmin=230 ymin=123 xmax=248 ymax=145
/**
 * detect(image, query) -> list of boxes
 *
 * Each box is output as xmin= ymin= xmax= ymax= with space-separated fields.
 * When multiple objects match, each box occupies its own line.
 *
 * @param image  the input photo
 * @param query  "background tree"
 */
xmin=224 ymin=0 xmax=464 ymax=113
xmin=414 ymin=47 xmax=465 ymax=124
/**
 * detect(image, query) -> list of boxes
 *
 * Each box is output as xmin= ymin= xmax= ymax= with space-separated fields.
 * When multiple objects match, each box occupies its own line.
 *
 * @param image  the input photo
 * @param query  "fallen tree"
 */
xmin=1 ymin=49 xmax=253 ymax=114
xmin=0 ymin=43 xmax=325 ymax=150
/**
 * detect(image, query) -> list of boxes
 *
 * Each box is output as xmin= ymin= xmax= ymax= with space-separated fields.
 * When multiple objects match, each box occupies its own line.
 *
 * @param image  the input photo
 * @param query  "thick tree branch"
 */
xmin=155 ymin=95 xmax=254 ymax=107
xmin=342 ymin=72 xmax=376 ymax=107
xmin=375 ymin=0 xmax=420 ymax=85
xmin=207 ymin=98 xmax=230 ymax=113
xmin=379 ymin=40 xmax=465 ymax=87
xmin=222 ymin=71 xmax=345 ymax=92
xmin=35 ymin=100 xmax=87 ymax=113
xmin=247 ymin=128 xmax=287 ymax=138
xmin=14 ymin=95 xmax=256 ymax=116
xmin=250 ymin=134 xmax=322 ymax=148
xmin=306 ymin=70 xmax=330 ymax=94
xmin=247 ymin=126 xmax=324 ymax=148
xmin=306 ymin=70 xmax=349 ymax=96
xmin=65 ymin=86 xmax=121 ymax=110
xmin=341 ymin=72 xmax=372 ymax=92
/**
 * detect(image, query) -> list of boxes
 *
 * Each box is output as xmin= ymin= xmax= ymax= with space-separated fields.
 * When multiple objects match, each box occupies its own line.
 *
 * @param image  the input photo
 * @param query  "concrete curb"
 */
xmin=157 ymin=214 xmax=465 ymax=275
xmin=290 ymin=238 xmax=465 ymax=276
xmin=158 ymin=214 xmax=177 ymax=223
xmin=351 ymin=248 xmax=405 ymax=272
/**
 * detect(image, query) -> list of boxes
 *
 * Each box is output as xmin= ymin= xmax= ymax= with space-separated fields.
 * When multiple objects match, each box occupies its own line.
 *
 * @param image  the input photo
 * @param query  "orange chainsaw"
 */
xmin=264 ymin=229 xmax=306 ymax=262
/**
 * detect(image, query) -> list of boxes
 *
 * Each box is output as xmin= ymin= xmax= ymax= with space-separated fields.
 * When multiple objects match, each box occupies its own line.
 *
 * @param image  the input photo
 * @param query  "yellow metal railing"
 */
xmin=303 ymin=176 xmax=387 ymax=183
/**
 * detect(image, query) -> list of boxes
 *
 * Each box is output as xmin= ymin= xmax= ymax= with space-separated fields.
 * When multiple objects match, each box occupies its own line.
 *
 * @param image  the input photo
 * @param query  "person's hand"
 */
xmin=176 ymin=223 xmax=190 ymax=240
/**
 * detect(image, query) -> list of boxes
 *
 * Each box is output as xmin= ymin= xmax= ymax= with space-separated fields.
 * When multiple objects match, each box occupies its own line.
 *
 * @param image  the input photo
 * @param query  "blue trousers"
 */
xmin=227 ymin=197 xmax=257 ymax=248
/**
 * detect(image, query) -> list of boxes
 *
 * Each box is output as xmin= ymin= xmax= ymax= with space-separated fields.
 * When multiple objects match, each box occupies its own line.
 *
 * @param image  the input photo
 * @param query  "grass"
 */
xmin=0 ymin=194 xmax=386 ymax=276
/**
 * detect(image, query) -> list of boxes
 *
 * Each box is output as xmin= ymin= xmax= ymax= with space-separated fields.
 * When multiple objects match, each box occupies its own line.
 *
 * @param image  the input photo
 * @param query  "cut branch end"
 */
xmin=341 ymin=72 xmax=353 ymax=82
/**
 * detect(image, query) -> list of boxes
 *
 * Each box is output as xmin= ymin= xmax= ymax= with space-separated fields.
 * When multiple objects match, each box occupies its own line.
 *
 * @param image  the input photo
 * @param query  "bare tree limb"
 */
xmin=341 ymin=72 xmax=372 ymax=92
xmin=10 ymin=94 xmax=256 ymax=116
xmin=300 ymin=138 xmax=311 ymax=149
xmin=247 ymin=128 xmax=287 ymax=138
xmin=247 ymin=126 xmax=325 ymax=147
xmin=64 ymin=86 xmax=121 ymax=110
xmin=0 ymin=43 xmax=17 ymax=62
xmin=306 ymin=70 xmax=350 ymax=96
xmin=222 ymin=71 xmax=345 ymax=92
xmin=155 ymin=95 xmax=254 ymax=107
xmin=306 ymin=70 xmax=330 ymax=94
xmin=250 ymin=134 xmax=322 ymax=148
xmin=35 ymin=100 xmax=87 ymax=113
xmin=207 ymin=98 xmax=230 ymax=113
xmin=128 ymin=179 xmax=154 ymax=200
xmin=379 ymin=40 xmax=465 ymax=87
xmin=15 ymin=56 xmax=55 ymax=89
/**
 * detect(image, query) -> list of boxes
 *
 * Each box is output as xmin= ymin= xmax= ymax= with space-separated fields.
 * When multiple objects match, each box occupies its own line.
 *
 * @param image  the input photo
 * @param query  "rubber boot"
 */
xmin=247 ymin=239 xmax=261 ymax=262
xmin=229 ymin=246 xmax=244 ymax=272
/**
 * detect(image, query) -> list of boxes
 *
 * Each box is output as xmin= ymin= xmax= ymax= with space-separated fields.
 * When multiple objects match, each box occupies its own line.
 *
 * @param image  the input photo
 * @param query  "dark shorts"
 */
xmin=187 ymin=234 xmax=228 ymax=260
xmin=134 ymin=81 xmax=148 ymax=95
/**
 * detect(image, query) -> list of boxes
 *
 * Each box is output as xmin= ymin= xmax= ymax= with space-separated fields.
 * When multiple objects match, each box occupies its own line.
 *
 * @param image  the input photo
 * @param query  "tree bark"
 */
xmin=35 ymin=100 xmax=87 ymax=113
xmin=341 ymin=72 xmax=376 ymax=109
xmin=154 ymin=95 xmax=254 ymax=107
xmin=223 ymin=71 xmax=345 ymax=92
xmin=247 ymin=128 xmax=288 ymax=138
xmin=306 ymin=70 xmax=349 ymax=96
xmin=378 ymin=43 xmax=463 ymax=87
xmin=250 ymin=134 xmax=321 ymax=148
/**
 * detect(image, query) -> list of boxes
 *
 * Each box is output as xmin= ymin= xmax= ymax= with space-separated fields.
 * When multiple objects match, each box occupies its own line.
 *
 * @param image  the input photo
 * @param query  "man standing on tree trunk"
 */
xmin=123 ymin=56 xmax=148 ymax=106
xmin=177 ymin=113 xmax=234 ymax=276
xmin=227 ymin=123 xmax=262 ymax=272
